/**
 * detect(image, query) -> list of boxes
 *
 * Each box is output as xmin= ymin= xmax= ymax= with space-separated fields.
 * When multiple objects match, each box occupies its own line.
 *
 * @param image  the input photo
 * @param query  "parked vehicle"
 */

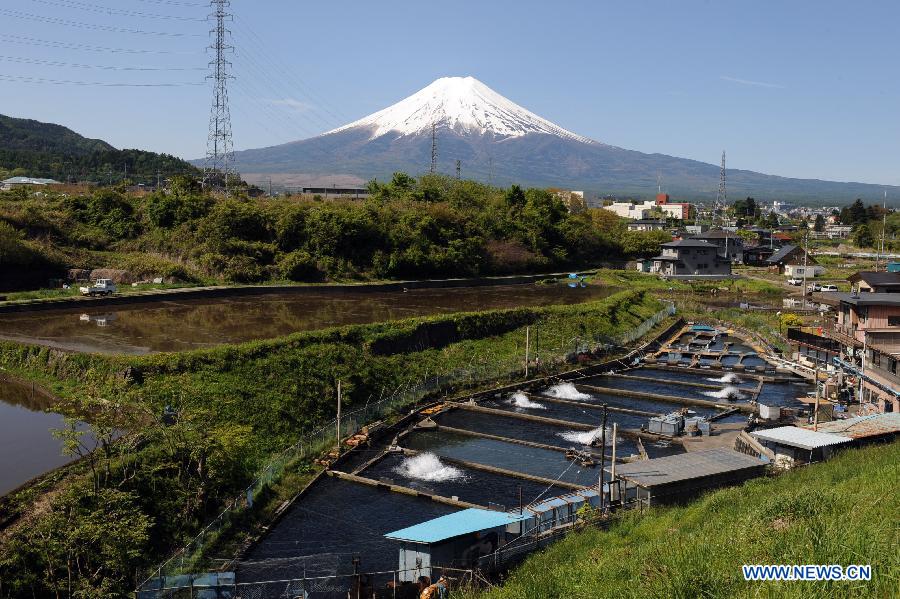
xmin=79 ymin=279 xmax=117 ymax=296
xmin=807 ymin=283 xmax=822 ymax=293
xmin=820 ymin=284 xmax=839 ymax=292
xmin=787 ymin=278 xmax=803 ymax=286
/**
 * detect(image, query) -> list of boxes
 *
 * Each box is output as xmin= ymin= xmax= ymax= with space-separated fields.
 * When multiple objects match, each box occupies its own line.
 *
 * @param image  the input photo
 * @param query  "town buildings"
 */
xmin=627 ymin=219 xmax=667 ymax=232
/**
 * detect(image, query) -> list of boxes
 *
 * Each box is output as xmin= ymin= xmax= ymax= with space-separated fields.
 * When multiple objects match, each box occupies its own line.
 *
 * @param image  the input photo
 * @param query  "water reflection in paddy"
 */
xmin=0 ymin=378 xmax=92 ymax=496
xmin=0 ymin=284 xmax=618 ymax=355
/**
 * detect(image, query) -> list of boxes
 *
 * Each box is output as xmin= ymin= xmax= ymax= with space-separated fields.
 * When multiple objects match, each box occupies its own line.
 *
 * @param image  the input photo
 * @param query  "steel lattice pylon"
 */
xmin=205 ymin=0 xmax=234 ymax=192
xmin=714 ymin=150 xmax=727 ymax=227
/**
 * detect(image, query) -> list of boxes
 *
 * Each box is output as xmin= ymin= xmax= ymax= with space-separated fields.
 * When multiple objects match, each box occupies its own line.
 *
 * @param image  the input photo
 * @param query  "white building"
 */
xmin=603 ymin=200 xmax=656 ymax=219
xmin=1 ymin=176 xmax=61 ymax=190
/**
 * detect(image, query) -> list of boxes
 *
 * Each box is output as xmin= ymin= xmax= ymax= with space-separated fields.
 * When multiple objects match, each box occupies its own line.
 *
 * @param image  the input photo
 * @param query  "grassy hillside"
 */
xmin=0 ymin=113 xmax=200 ymax=185
xmin=465 ymin=442 xmax=899 ymax=599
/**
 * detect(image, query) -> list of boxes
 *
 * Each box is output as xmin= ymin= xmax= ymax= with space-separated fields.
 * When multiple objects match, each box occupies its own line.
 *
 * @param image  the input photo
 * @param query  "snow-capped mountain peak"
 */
xmin=325 ymin=76 xmax=596 ymax=144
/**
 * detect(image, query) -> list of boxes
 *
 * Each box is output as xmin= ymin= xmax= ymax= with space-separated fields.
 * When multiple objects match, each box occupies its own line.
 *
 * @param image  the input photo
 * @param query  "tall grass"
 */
xmin=465 ymin=442 xmax=899 ymax=599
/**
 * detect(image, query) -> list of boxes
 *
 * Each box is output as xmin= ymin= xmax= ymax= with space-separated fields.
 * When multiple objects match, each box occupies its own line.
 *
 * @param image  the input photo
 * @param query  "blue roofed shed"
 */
xmin=385 ymin=509 xmax=526 ymax=582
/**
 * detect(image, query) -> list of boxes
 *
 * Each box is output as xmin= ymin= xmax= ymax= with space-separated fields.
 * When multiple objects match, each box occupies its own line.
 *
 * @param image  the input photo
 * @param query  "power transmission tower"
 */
xmin=455 ymin=160 xmax=461 ymax=180
xmin=714 ymin=150 xmax=727 ymax=227
xmin=205 ymin=0 xmax=235 ymax=193
xmin=430 ymin=123 xmax=437 ymax=173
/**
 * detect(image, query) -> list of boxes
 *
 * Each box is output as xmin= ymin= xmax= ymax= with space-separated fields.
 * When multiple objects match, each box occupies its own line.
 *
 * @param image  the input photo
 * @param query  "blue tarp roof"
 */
xmin=691 ymin=325 xmax=718 ymax=332
xmin=385 ymin=509 xmax=526 ymax=544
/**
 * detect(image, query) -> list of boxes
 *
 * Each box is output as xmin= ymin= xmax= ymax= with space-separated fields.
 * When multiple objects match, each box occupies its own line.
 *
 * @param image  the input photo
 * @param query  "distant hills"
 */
xmin=0 ymin=114 xmax=200 ymax=185
xmin=227 ymin=76 xmax=900 ymax=204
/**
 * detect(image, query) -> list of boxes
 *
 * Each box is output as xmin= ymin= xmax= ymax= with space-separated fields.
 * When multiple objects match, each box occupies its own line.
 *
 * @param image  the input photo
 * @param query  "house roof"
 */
xmin=830 ymin=292 xmax=900 ymax=307
xmin=384 ymin=509 xmax=526 ymax=544
xmin=2 ymin=176 xmax=61 ymax=185
xmin=629 ymin=219 xmax=667 ymax=225
xmin=751 ymin=426 xmax=852 ymax=450
xmin=690 ymin=229 xmax=739 ymax=240
xmin=847 ymin=271 xmax=900 ymax=288
xmin=661 ymin=239 xmax=717 ymax=248
xmin=802 ymin=413 xmax=900 ymax=439
xmin=766 ymin=244 xmax=811 ymax=264
xmin=604 ymin=448 xmax=766 ymax=488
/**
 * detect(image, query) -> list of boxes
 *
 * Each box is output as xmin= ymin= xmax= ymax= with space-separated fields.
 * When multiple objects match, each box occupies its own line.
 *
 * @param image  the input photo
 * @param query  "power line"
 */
xmin=28 ymin=0 xmax=206 ymax=21
xmin=0 ymin=8 xmax=203 ymax=36
xmin=0 ymin=73 xmax=204 ymax=86
xmin=134 ymin=0 xmax=207 ymax=6
xmin=0 ymin=54 xmax=205 ymax=71
xmin=0 ymin=33 xmax=200 ymax=54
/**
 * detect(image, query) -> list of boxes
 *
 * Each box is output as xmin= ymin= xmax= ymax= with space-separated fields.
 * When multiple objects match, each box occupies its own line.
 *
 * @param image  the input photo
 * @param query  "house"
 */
xmin=689 ymin=229 xmax=744 ymax=263
xmin=848 ymin=272 xmax=900 ymax=293
xmin=802 ymin=413 xmax=900 ymax=445
xmin=787 ymin=290 xmax=900 ymax=414
xmin=627 ymin=219 xmax=667 ymax=232
xmin=1 ymin=176 xmax=62 ymax=190
xmin=650 ymin=239 xmax=732 ymax=279
xmin=766 ymin=244 xmax=823 ymax=277
xmin=743 ymin=246 xmax=775 ymax=266
xmin=750 ymin=427 xmax=852 ymax=469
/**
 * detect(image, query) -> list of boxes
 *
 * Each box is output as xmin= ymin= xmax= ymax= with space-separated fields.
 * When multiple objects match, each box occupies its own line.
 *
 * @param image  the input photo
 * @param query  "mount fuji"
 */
xmin=230 ymin=76 xmax=897 ymax=202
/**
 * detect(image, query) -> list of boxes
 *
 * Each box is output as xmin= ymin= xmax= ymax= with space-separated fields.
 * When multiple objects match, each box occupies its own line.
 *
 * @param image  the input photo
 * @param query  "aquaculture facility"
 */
xmin=139 ymin=321 xmax=838 ymax=598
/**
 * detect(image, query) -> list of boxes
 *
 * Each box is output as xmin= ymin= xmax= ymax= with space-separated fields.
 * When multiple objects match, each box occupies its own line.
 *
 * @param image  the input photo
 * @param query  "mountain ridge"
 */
xmin=0 ymin=113 xmax=201 ymax=184
xmin=224 ymin=77 xmax=898 ymax=203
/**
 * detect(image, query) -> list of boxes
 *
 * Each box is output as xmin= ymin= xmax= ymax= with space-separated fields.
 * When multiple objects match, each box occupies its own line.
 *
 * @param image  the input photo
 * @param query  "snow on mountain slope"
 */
xmin=325 ymin=76 xmax=597 ymax=144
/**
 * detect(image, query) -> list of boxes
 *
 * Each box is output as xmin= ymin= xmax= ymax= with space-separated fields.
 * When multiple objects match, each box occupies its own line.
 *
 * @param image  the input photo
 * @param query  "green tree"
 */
xmin=814 ymin=214 xmax=825 ymax=232
xmin=852 ymin=223 xmax=874 ymax=248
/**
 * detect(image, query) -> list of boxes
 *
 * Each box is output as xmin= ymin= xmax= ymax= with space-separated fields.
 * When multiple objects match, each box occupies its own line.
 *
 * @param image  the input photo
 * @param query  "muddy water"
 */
xmin=0 ymin=284 xmax=618 ymax=355
xmin=0 ymin=378 xmax=90 ymax=496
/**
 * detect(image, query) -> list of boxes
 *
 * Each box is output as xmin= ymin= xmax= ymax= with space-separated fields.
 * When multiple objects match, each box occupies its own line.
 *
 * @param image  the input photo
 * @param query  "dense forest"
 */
xmin=0 ymin=172 xmax=672 ymax=291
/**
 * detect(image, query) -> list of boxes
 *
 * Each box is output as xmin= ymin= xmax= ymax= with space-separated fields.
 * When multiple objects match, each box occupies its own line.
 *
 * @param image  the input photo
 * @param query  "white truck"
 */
xmin=79 ymin=279 xmax=117 ymax=297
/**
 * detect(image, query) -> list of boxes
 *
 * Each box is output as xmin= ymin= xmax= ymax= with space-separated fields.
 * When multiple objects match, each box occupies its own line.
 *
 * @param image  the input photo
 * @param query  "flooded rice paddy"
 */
xmin=0 ymin=284 xmax=618 ymax=355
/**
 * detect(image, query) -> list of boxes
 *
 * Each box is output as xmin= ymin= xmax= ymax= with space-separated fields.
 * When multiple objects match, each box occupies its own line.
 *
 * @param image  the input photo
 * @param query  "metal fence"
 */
xmin=136 ymin=302 xmax=678 ymax=595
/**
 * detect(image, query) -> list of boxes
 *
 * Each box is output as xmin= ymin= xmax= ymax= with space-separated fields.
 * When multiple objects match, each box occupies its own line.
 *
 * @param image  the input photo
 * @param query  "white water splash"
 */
xmin=702 ymin=386 xmax=744 ymax=400
xmin=707 ymin=373 xmax=742 ymax=384
xmin=558 ymin=427 xmax=614 ymax=446
xmin=509 ymin=392 xmax=546 ymax=410
xmin=543 ymin=383 xmax=592 ymax=401
xmin=395 ymin=453 xmax=465 ymax=482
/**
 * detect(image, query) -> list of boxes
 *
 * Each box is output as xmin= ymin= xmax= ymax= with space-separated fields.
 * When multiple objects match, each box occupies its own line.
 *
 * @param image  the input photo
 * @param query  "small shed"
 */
xmin=385 ymin=509 xmax=526 ymax=582
xmin=750 ymin=426 xmax=851 ymax=468
xmin=605 ymin=448 xmax=767 ymax=506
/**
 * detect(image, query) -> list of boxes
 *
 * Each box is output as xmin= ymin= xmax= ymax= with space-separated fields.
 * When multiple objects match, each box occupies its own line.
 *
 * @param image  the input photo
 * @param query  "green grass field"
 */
xmin=463 ymin=442 xmax=899 ymax=599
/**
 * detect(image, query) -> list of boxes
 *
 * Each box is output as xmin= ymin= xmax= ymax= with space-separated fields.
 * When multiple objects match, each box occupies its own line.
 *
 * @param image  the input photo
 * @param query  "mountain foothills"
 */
xmin=0 ymin=113 xmax=200 ymax=185
xmin=230 ymin=77 xmax=899 ymax=202
xmin=0 ymin=172 xmax=669 ymax=292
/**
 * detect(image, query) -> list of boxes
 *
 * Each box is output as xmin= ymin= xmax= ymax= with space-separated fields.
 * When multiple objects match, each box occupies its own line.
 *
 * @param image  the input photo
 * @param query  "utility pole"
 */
xmin=268 ymin=177 xmax=273 ymax=197
xmin=455 ymin=159 xmax=461 ymax=180
xmin=610 ymin=422 xmax=618 ymax=503
xmin=812 ymin=357 xmax=821 ymax=431
xmin=156 ymin=170 xmax=162 ymax=190
xmin=880 ymin=191 xmax=887 ymax=271
xmin=336 ymin=379 xmax=342 ymax=450
xmin=524 ymin=326 xmax=531 ymax=378
xmin=430 ymin=123 xmax=437 ymax=173
xmin=205 ymin=0 xmax=235 ymax=194
xmin=598 ymin=405 xmax=608 ymax=511
xmin=802 ymin=230 xmax=810 ymax=302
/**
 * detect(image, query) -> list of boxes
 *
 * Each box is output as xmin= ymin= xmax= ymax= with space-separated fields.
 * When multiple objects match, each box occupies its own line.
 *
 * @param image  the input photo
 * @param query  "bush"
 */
xmin=277 ymin=250 xmax=321 ymax=281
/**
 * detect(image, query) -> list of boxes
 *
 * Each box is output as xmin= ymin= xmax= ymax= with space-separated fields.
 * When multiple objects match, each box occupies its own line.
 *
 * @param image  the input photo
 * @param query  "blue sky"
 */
xmin=1 ymin=0 xmax=899 ymax=185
